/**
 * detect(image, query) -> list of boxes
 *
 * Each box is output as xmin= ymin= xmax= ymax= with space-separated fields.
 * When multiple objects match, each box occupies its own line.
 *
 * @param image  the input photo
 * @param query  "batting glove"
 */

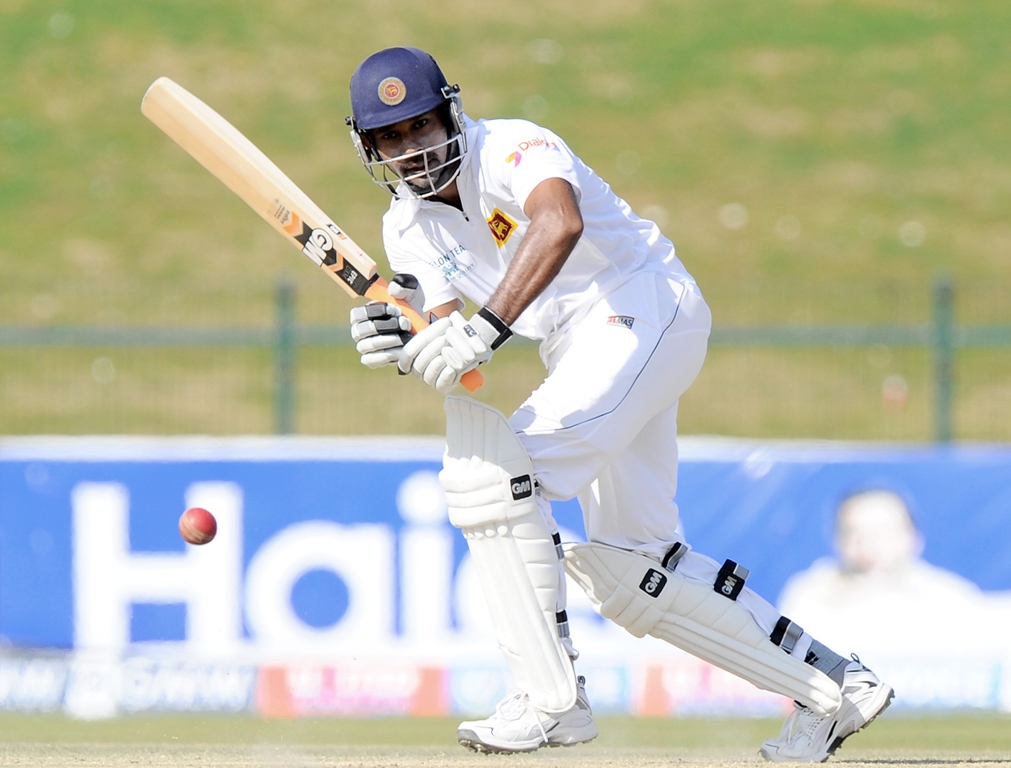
xmin=399 ymin=307 xmax=512 ymax=394
xmin=386 ymin=272 xmax=424 ymax=309
xmin=349 ymin=274 xmax=423 ymax=369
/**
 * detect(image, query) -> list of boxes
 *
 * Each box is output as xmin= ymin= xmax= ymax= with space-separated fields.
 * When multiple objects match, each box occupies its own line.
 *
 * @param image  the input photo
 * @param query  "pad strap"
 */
xmin=661 ymin=541 xmax=687 ymax=570
xmin=714 ymin=559 xmax=749 ymax=601
xmin=770 ymin=616 xmax=805 ymax=654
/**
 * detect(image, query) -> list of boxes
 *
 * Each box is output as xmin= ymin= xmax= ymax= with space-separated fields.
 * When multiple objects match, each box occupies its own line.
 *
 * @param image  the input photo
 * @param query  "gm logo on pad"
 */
xmin=510 ymin=474 xmax=533 ymax=500
xmin=639 ymin=568 xmax=667 ymax=597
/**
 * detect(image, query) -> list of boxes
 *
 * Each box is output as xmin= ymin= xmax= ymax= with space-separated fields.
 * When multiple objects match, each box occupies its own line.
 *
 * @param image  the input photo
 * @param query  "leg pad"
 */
xmin=563 ymin=541 xmax=842 ymax=715
xmin=441 ymin=396 xmax=577 ymax=713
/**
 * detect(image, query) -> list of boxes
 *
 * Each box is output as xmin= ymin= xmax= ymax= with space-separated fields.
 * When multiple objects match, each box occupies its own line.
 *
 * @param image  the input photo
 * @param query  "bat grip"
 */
xmin=364 ymin=280 xmax=485 ymax=392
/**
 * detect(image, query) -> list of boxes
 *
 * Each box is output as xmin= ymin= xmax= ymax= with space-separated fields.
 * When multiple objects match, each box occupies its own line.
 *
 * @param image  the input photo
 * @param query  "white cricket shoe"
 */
xmin=760 ymin=657 xmax=894 ymax=763
xmin=456 ymin=675 xmax=598 ymax=754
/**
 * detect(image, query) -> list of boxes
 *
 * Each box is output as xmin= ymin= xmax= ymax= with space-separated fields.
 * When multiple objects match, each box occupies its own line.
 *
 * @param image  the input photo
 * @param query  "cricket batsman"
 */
xmin=345 ymin=46 xmax=894 ymax=761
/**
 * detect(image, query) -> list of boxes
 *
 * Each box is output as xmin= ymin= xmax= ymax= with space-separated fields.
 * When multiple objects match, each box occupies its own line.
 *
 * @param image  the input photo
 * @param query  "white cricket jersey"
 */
xmin=382 ymin=117 xmax=695 ymax=341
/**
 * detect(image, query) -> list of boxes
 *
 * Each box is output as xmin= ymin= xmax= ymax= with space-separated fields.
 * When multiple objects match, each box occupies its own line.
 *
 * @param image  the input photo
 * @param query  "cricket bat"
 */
xmin=141 ymin=76 xmax=483 ymax=391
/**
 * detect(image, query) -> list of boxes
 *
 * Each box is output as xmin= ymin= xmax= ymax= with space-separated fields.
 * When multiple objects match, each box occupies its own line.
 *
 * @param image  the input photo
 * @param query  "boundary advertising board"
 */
xmin=1 ymin=437 xmax=1008 ymax=716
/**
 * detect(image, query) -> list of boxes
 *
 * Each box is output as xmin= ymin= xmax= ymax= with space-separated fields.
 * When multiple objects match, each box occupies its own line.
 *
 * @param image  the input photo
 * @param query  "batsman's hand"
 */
xmin=349 ymin=274 xmax=423 ymax=369
xmin=399 ymin=309 xmax=508 ymax=394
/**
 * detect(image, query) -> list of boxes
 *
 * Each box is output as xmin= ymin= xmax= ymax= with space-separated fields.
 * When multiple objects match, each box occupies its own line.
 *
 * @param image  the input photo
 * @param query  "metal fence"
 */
xmin=1 ymin=275 xmax=1008 ymax=440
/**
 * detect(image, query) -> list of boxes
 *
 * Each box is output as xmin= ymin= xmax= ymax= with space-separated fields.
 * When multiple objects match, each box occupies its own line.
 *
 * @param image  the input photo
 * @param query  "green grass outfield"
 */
xmin=2 ymin=0 xmax=1010 ymax=438
xmin=2 ymin=713 xmax=1011 ymax=767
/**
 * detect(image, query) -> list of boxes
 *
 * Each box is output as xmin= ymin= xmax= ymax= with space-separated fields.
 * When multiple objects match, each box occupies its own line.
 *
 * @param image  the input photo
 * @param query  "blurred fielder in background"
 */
xmin=780 ymin=488 xmax=1009 ymax=660
xmin=346 ymin=46 xmax=893 ymax=761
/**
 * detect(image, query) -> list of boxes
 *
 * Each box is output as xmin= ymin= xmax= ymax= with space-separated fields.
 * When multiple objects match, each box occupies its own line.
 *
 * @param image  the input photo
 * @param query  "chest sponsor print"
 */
xmin=607 ymin=315 xmax=635 ymax=329
xmin=428 ymin=243 xmax=474 ymax=283
xmin=487 ymin=208 xmax=518 ymax=246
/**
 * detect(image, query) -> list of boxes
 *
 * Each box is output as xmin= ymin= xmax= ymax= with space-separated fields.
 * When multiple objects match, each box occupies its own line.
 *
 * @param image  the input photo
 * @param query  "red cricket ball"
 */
xmin=179 ymin=506 xmax=217 ymax=545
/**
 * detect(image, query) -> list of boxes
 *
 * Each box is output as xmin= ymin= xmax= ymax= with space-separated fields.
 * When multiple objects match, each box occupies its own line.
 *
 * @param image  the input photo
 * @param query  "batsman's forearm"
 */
xmin=486 ymin=179 xmax=583 ymax=325
xmin=486 ymin=218 xmax=581 ymax=325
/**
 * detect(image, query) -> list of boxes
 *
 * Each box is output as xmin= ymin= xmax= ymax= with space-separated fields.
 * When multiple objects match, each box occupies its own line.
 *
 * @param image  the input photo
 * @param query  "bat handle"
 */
xmin=364 ymin=280 xmax=485 ymax=392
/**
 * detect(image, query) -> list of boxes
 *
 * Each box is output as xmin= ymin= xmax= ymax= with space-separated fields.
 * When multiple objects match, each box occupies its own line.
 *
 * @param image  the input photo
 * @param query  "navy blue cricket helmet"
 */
xmin=348 ymin=46 xmax=455 ymax=131
xmin=345 ymin=47 xmax=467 ymax=198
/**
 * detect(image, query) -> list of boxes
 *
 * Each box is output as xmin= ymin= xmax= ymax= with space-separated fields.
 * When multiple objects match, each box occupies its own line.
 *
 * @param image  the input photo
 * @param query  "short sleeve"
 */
xmin=493 ymin=123 xmax=582 ymax=210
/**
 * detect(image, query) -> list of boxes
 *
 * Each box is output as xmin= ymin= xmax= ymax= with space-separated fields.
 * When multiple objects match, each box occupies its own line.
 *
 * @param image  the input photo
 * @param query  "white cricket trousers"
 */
xmin=512 ymin=269 xmax=785 ymax=638
xmin=512 ymin=269 xmax=710 ymax=558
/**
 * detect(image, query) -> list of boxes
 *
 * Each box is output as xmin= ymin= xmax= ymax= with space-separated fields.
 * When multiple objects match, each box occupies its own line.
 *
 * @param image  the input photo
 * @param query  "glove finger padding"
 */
xmin=350 ymin=301 xmax=400 ymax=326
xmin=360 ymin=348 xmax=403 ymax=369
xmin=425 ymin=360 xmax=450 ymax=390
xmin=399 ymin=315 xmax=452 ymax=375
xmin=356 ymin=333 xmax=407 ymax=354
xmin=435 ymin=361 xmax=460 ymax=394
xmin=350 ymin=303 xmax=412 ymax=369
xmin=351 ymin=309 xmax=411 ymax=343
xmin=413 ymin=334 xmax=449 ymax=375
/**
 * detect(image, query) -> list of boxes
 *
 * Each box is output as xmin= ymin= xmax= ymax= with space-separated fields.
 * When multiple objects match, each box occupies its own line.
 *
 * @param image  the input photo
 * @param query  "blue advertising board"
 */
xmin=1 ymin=436 xmax=1009 ymax=714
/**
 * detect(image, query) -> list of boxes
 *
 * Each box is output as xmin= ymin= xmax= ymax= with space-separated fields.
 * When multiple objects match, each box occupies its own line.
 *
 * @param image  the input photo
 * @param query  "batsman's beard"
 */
xmin=363 ymin=130 xmax=465 ymax=199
